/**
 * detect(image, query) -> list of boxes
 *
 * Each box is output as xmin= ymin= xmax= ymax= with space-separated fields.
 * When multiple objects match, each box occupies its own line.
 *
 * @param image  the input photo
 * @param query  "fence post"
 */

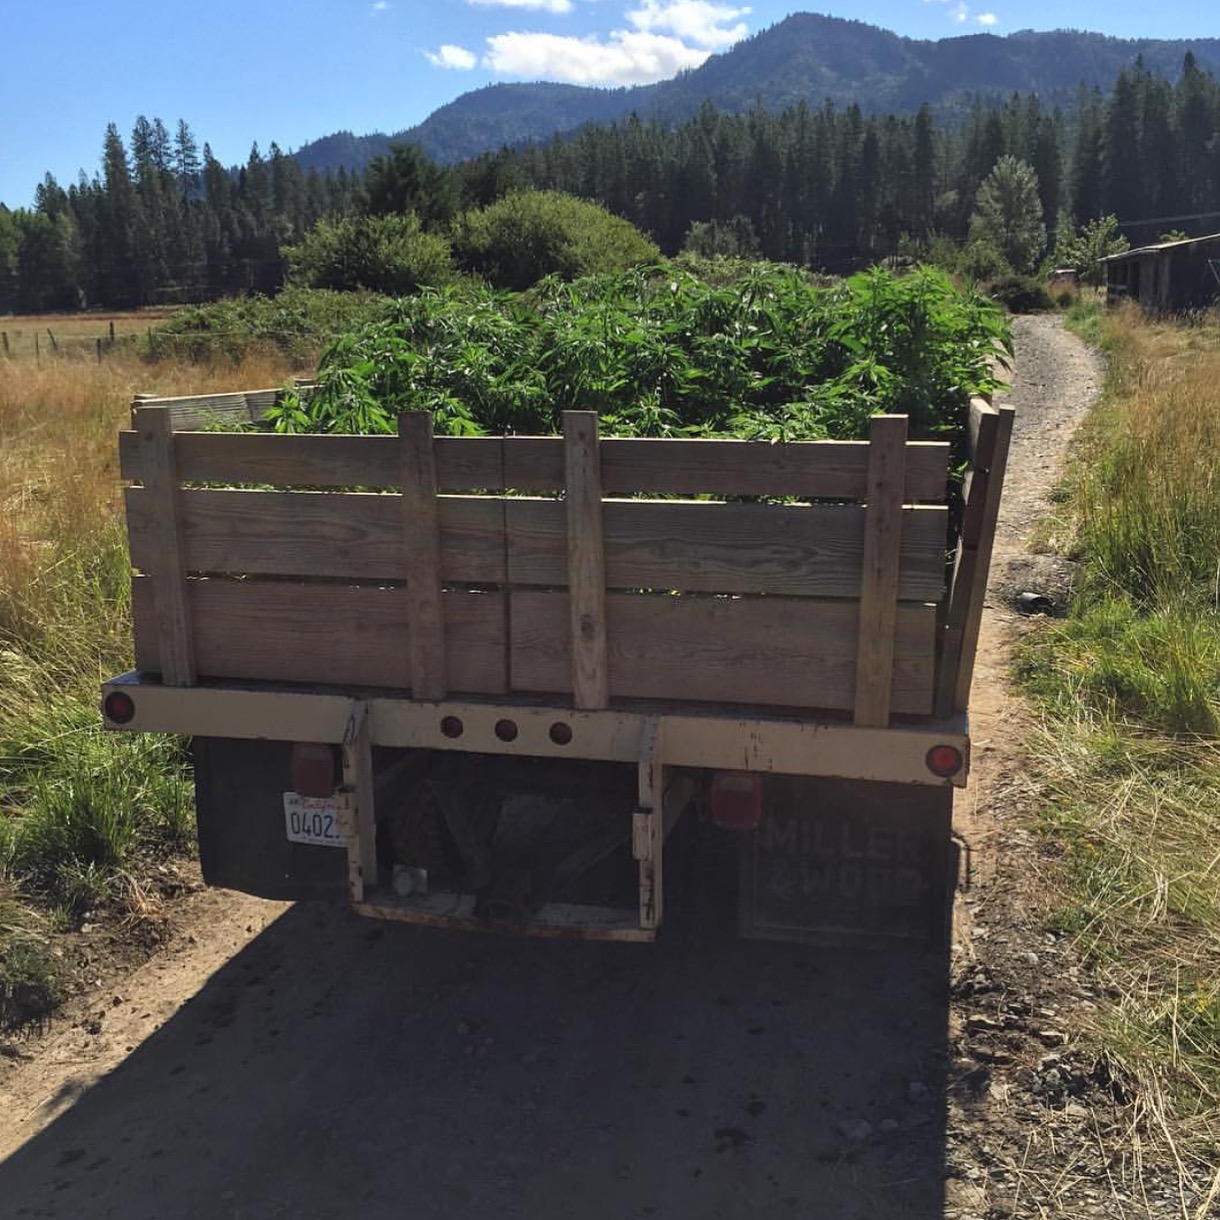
xmin=1 ymin=331 xmax=8 ymax=356
xmin=97 ymin=337 xmax=103 ymax=364
xmin=35 ymin=333 xmax=40 ymax=364
xmin=46 ymin=327 xmax=58 ymax=353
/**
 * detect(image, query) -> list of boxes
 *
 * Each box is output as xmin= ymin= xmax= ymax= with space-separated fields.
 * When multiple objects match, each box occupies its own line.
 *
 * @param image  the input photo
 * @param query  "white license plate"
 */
xmin=283 ymin=792 xmax=346 ymax=848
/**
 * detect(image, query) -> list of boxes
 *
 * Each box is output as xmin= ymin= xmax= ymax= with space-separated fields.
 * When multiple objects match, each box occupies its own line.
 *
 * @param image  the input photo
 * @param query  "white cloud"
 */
xmin=426 ymin=43 xmax=479 ymax=69
xmin=949 ymin=1 xmax=969 ymax=20
xmin=482 ymin=29 xmax=713 ymax=84
xmin=371 ymin=0 xmax=389 ymax=10
xmin=626 ymin=1 xmax=750 ymax=50
xmin=468 ymin=1 xmax=749 ymax=86
xmin=976 ymin=11 xmax=998 ymax=23
xmin=469 ymin=0 xmax=574 ymax=11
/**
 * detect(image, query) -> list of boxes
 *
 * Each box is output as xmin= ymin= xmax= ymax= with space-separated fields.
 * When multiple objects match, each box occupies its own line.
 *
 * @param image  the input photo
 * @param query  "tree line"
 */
xmin=2 ymin=54 xmax=1219 ymax=313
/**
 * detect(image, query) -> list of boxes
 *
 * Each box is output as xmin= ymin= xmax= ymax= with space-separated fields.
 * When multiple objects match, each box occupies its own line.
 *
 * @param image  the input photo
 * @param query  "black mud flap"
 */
xmin=739 ymin=775 xmax=954 ymax=948
xmin=191 ymin=737 xmax=349 ymax=901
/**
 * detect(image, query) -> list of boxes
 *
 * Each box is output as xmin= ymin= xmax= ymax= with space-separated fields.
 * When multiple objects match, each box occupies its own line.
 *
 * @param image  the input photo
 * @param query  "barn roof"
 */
xmin=1100 ymin=232 xmax=1220 ymax=262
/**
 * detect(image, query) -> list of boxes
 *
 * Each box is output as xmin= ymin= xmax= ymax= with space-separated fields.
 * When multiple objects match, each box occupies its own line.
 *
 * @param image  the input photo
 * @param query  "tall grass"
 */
xmin=0 ymin=348 xmax=299 ymax=974
xmin=1018 ymin=303 xmax=1220 ymax=1171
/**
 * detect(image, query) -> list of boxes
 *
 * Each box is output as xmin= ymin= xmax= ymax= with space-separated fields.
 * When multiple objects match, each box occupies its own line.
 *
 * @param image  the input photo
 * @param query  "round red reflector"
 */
xmin=926 ymin=744 xmax=964 ymax=778
xmin=104 ymin=691 xmax=136 ymax=725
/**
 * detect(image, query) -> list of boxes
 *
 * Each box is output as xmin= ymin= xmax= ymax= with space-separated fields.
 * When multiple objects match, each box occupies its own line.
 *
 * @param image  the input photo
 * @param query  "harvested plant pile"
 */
xmin=270 ymin=265 xmax=1011 ymax=453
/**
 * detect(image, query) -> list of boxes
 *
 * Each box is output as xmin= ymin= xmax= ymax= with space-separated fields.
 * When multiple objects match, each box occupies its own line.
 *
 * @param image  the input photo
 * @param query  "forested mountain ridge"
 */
xmin=294 ymin=13 xmax=1220 ymax=170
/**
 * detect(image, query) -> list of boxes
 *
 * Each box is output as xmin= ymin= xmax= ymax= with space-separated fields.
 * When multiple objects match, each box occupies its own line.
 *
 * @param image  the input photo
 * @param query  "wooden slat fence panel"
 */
xmin=125 ymin=489 xmax=507 ymax=583
xmin=507 ymin=499 xmax=947 ymax=599
xmin=121 ymin=430 xmax=950 ymax=500
xmin=131 ymin=578 xmax=508 ymax=695
xmin=510 ymin=591 xmax=937 ymax=715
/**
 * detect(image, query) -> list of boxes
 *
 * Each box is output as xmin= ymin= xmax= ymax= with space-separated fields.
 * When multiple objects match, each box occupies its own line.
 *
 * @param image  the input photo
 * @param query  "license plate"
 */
xmin=283 ymin=792 xmax=346 ymax=848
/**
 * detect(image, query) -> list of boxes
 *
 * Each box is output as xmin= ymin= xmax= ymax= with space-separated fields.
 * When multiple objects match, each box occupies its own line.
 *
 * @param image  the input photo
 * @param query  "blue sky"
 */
xmin=0 ymin=0 xmax=1211 ymax=209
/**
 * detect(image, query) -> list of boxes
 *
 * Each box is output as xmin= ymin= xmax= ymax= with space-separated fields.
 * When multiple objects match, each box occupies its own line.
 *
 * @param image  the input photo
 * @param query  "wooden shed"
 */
xmin=1101 ymin=232 xmax=1220 ymax=311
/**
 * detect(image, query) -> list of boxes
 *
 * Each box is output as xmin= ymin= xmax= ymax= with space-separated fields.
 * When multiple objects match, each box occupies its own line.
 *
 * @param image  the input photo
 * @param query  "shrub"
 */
xmin=285 ymin=213 xmax=454 ymax=295
xmin=450 ymin=191 xmax=662 ymax=291
xmin=986 ymin=273 xmax=1053 ymax=313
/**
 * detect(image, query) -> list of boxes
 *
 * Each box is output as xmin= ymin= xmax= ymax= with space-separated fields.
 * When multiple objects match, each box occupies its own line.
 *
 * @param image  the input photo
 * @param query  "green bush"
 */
xmin=284 ymin=213 xmax=454 ymax=296
xmin=450 ymin=191 xmax=662 ymax=291
xmin=148 ymin=286 xmax=393 ymax=364
xmin=986 ymin=273 xmax=1054 ymax=313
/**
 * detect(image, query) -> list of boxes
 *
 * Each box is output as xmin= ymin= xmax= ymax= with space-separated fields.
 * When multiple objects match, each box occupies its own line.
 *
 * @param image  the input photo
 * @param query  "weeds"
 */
xmin=1018 ymin=302 xmax=1220 ymax=1165
xmin=0 ymin=344 xmax=299 ymax=1027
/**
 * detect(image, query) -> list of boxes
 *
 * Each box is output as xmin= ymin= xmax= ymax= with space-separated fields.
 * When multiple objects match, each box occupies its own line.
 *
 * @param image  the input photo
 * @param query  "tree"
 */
xmin=968 ymin=156 xmax=1046 ymax=274
xmin=285 ymin=212 xmax=453 ymax=294
xmin=1053 ymin=214 xmax=1129 ymax=286
xmin=363 ymin=144 xmax=456 ymax=227
xmin=450 ymin=191 xmax=661 ymax=291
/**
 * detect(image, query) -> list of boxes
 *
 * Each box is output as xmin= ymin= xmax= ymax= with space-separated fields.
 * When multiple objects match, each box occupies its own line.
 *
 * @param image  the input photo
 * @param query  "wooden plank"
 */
xmin=505 ymin=436 xmax=949 ymax=500
xmin=129 ymin=389 xmax=277 ymax=431
xmin=944 ymin=404 xmax=1016 ymax=713
xmin=119 ymin=430 xmax=505 ymax=491
xmin=340 ymin=701 xmax=377 ymax=902
xmin=563 ymin=412 xmax=609 ymax=709
xmin=134 ymin=407 xmax=196 ymax=686
xmin=132 ymin=579 xmax=508 ymax=693
xmin=633 ymin=719 xmax=664 ymax=931
xmin=968 ymin=397 xmax=999 ymax=469
xmin=507 ymin=498 xmax=948 ymax=600
xmin=126 ymin=488 xmax=506 ymax=584
xmin=854 ymin=415 xmax=909 ymax=728
xmin=120 ymin=427 xmax=949 ymax=500
xmin=510 ymin=592 xmax=937 ymax=715
xmin=400 ymin=412 xmax=447 ymax=700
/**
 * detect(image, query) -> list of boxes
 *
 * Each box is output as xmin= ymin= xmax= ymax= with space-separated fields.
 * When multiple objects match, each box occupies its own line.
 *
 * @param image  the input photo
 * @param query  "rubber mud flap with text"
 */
xmin=739 ymin=775 xmax=953 ymax=945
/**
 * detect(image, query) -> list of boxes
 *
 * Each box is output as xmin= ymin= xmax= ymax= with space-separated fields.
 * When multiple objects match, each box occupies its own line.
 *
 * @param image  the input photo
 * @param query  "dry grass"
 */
xmin=1019 ymin=302 xmax=1220 ymax=1190
xmin=0 ymin=346 xmax=299 ymax=972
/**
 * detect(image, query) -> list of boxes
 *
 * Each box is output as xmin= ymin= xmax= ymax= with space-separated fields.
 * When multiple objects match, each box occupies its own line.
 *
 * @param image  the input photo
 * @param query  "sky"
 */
xmin=1 ymin=0 xmax=1213 ymax=209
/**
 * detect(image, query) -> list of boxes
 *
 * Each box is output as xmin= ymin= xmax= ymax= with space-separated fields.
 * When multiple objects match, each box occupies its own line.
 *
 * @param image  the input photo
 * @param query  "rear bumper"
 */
xmin=102 ymin=672 xmax=969 ymax=788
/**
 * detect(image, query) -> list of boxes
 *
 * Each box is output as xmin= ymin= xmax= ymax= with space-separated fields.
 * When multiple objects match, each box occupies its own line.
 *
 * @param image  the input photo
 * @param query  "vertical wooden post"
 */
xmin=135 ymin=405 xmax=196 ymax=686
xmin=936 ymin=402 xmax=1016 ymax=715
xmin=340 ymin=701 xmax=377 ymax=902
xmin=96 ymin=338 xmax=103 ymax=364
xmin=632 ymin=719 xmax=664 ymax=932
xmin=399 ymin=412 xmax=446 ymax=701
xmin=1 ymin=331 xmax=9 ymax=356
xmin=854 ymin=414 xmax=908 ymax=728
xmin=563 ymin=411 xmax=609 ymax=709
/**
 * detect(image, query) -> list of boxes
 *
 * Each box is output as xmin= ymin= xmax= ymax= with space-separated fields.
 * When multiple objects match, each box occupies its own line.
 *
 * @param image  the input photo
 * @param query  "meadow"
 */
xmin=0 ymin=337 xmax=308 ymax=1027
xmin=1020 ymin=299 xmax=1220 ymax=1165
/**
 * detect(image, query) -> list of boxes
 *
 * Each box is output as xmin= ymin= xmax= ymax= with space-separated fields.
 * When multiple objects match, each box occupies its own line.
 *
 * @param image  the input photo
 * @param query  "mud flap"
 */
xmin=739 ymin=775 xmax=954 ymax=947
xmin=192 ymin=737 xmax=349 ymax=901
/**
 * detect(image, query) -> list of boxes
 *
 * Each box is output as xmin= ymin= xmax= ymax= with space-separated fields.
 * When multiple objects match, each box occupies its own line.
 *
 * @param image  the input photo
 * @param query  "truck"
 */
xmin=102 ymin=386 xmax=1013 ymax=944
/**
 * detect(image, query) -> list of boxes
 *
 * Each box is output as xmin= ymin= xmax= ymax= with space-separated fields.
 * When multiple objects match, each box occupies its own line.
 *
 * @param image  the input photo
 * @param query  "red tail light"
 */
xmin=103 ymin=690 xmax=136 ymax=725
xmin=710 ymin=771 xmax=764 ymax=830
xmin=926 ymin=744 xmax=964 ymax=778
xmin=291 ymin=742 xmax=338 ymax=798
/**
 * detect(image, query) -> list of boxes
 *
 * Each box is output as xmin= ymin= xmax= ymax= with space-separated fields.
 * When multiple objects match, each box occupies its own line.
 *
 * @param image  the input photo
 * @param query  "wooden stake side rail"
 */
xmin=125 ymin=400 xmax=957 ymax=723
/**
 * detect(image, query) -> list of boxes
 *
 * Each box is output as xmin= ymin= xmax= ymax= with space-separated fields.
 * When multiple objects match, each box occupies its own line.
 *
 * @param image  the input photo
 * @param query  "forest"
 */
xmin=1 ymin=54 xmax=1219 ymax=313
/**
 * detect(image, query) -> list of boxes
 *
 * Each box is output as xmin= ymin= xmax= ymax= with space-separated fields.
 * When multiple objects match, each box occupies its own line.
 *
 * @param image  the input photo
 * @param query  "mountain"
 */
xmin=292 ymin=13 xmax=1220 ymax=171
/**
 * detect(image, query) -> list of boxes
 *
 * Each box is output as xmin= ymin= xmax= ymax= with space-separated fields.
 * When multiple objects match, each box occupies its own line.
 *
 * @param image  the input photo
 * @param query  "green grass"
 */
xmin=1016 ymin=303 xmax=1220 ymax=1173
xmin=0 ymin=349 xmax=300 ymax=1031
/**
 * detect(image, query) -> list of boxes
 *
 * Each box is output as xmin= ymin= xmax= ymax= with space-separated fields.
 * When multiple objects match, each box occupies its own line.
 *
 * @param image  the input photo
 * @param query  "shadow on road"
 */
xmin=0 ymin=829 xmax=950 ymax=1220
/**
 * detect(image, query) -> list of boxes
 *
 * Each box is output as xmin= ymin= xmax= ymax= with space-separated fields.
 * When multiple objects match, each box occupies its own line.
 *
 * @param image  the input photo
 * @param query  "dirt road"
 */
xmin=0 ymin=317 xmax=1112 ymax=1219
